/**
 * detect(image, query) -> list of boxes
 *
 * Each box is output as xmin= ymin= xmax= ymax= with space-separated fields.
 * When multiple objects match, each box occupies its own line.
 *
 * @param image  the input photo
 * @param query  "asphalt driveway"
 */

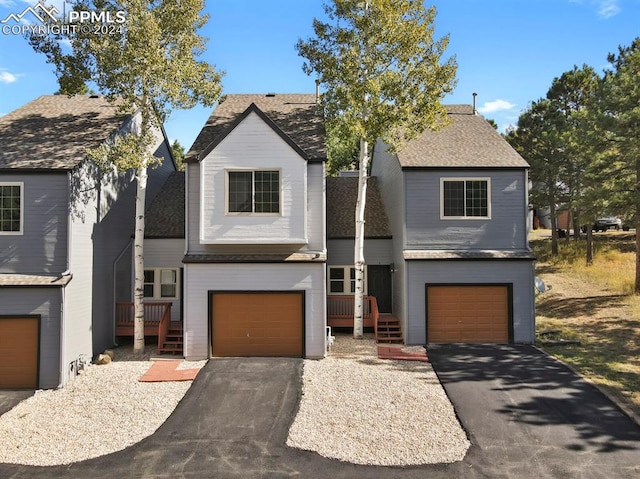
xmin=428 ymin=344 xmax=640 ymax=478
xmin=0 ymin=348 xmax=638 ymax=478
xmin=0 ymin=390 xmax=33 ymax=416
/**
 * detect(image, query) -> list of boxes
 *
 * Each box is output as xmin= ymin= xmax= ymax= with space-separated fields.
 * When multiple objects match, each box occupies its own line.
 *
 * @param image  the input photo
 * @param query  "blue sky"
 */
xmin=1 ymin=0 xmax=639 ymax=150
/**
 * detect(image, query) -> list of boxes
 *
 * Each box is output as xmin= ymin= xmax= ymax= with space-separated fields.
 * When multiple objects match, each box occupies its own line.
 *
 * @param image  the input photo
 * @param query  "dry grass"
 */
xmin=532 ymin=231 xmax=640 ymax=418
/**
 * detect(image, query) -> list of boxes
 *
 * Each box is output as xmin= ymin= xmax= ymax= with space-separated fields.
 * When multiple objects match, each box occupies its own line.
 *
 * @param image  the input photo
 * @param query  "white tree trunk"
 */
xmin=353 ymin=137 xmax=369 ymax=339
xmin=133 ymin=163 xmax=148 ymax=355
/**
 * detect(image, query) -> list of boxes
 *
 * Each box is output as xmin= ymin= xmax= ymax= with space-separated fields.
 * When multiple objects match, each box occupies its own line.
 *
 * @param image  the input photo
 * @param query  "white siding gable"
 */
xmin=200 ymin=111 xmax=307 ymax=244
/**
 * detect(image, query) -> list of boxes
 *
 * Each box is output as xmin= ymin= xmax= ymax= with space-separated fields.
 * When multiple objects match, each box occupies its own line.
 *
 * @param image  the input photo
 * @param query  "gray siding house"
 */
xmin=182 ymin=94 xmax=327 ymax=360
xmin=371 ymin=105 xmax=535 ymax=345
xmin=0 ymin=95 xmax=175 ymax=389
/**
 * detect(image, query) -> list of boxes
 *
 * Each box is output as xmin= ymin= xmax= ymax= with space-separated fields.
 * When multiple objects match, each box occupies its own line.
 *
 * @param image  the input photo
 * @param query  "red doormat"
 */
xmin=139 ymin=360 xmax=200 ymax=382
xmin=377 ymin=346 xmax=429 ymax=362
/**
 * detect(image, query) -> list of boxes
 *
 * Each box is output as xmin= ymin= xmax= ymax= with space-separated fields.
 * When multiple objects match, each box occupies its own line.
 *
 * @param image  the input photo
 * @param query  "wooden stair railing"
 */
xmin=326 ymin=295 xmax=402 ymax=342
xmin=115 ymin=302 xmax=172 ymax=336
xmin=327 ymin=295 xmax=378 ymax=328
xmin=115 ymin=302 xmax=183 ymax=355
xmin=376 ymin=315 xmax=403 ymax=344
xmin=158 ymin=321 xmax=184 ymax=355
xmin=156 ymin=304 xmax=181 ymax=355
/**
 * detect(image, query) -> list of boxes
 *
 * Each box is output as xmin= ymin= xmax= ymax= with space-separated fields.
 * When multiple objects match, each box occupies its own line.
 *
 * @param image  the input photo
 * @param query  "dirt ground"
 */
xmin=535 ymin=260 xmax=640 ymax=420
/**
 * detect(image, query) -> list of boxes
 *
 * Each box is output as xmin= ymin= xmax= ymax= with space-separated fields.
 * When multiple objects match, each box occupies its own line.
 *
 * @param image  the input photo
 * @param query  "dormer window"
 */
xmin=227 ymin=170 xmax=280 ymax=214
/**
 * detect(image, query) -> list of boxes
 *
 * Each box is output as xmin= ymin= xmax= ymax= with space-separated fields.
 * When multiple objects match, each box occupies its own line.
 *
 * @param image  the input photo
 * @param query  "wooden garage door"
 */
xmin=0 ymin=317 xmax=39 ymax=389
xmin=211 ymin=293 xmax=303 ymax=357
xmin=427 ymin=286 xmax=509 ymax=343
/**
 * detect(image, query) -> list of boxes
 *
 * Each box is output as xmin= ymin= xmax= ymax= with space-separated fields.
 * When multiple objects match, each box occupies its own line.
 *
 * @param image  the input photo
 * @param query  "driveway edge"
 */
xmin=533 ymin=345 xmax=640 ymax=428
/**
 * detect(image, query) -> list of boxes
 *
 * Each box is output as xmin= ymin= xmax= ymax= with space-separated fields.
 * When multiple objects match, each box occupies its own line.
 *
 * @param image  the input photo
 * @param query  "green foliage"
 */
xmin=29 ymin=0 xmax=223 ymax=170
xmin=297 ymin=0 xmax=457 ymax=151
xmin=591 ymin=38 xmax=640 ymax=219
xmin=325 ymin=118 xmax=359 ymax=175
xmin=170 ymin=139 xmax=186 ymax=171
xmin=506 ymin=98 xmax=565 ymax=210
xmin=506 ymin=65 xmax=601 ymax=257
xmin=547 ymin=65 xmax=600 ymax=222
xmin=87 ymin=129 xmax=161 ymax=173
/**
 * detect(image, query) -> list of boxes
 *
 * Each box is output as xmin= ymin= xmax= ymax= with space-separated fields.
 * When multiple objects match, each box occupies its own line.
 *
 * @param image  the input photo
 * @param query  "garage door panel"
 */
xmin=427 ymin=286 xmax=509 ymax=344
xmin=0 ymin=317 xmax=39 ymax=389
xmin=212 ymin=293 xmax=303 ymax=357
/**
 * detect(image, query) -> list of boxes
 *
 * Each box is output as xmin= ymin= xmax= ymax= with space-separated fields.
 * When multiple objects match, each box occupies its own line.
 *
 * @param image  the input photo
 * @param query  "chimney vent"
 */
xmin=266 ymin=92 xmax=276 ymax=97
xmin=315 ymin=79 xmax=320 ymax=104
xmin=472 ymin=92 xmax=478 ymax=115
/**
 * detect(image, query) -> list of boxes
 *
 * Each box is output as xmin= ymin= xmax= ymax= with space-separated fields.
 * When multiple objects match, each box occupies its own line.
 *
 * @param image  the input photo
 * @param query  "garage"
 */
xmin=0 ymin=316 xmax=39 ymax=389
xmin=426 ymin=285 xmax=511 ymax=343
xmin=211 ymin=292 xmax=304 ymax=357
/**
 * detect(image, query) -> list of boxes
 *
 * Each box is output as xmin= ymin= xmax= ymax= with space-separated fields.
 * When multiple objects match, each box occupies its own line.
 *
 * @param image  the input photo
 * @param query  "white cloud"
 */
xmin=0 ymin=69 xmax=19 ymax=84
xmin=569 ymin=0 xmax=621 ymax=18
xmin=596 ymin=0 xmax=621 ymax=18
xmin=477 ymin=99 xmax=516 ymax=114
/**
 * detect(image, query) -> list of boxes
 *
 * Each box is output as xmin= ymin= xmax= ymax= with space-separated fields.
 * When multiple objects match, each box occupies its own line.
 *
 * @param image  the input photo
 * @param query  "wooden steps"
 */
xmin=158 ymin=322 xmax=184 ymax=355
xmin=376 ymin=315 xmax=403 ymax=344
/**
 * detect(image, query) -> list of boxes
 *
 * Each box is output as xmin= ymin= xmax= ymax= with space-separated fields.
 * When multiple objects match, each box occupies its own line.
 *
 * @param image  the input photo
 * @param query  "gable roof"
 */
xmin=144 ymin=171 xmax=185 ymax=239
xmin=396 ymin=105 xmax=529 ymax=169
xmin=0 ymin=95 xmax=129 ymax=171
xmin=326 ymin=176 xmax=392 ymax=239
xmin=185 ymin=94 xmax=326 ymax=162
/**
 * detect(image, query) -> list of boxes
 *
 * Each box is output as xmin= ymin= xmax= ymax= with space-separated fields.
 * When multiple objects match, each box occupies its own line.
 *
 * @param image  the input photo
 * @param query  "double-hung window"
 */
xmin=0 ymin=182 xmax=23 ymax=234
xmin=227 ymin=170 xmax=280 ymax=214
xmin=441 ymin=178 xmax=490 ymax=219
xmin=143 ymin=268 xmax=179 ymax=299
xmin=328 ymin=266 xmax=366 ymax=295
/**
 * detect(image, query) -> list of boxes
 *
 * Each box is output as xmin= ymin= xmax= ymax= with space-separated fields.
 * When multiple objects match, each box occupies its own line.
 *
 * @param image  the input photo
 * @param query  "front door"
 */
xmin=367 ymin=265 xmax=392 ymax=313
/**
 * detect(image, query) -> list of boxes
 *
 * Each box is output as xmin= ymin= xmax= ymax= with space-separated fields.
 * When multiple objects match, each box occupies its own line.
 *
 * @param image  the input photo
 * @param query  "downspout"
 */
xmin=183 ymin=162 xmax=190 ymax=358
xmin=59 ymin=170 xmax=73 ymax=388
xmin=58 ymin=285 xmax=65 ymax=389
xmin=58 ymin=171 xmax=73 ymax=388
xmin=112 ymin=238 xmax=133 ymax=347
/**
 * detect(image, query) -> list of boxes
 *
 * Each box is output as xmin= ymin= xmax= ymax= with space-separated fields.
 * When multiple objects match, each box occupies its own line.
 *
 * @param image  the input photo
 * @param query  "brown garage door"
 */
xmin=211 ymin=292 xmax=303 ymax=357
xmin=427 ymin=286 xmax=509 ymax=343
xmin=0 ymin=317 xmax=39 ymax=389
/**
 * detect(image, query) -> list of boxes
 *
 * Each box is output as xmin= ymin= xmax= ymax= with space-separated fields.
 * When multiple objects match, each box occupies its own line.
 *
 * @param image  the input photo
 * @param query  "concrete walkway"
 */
xmin=0 ymin=349 xmax=638 ymax=478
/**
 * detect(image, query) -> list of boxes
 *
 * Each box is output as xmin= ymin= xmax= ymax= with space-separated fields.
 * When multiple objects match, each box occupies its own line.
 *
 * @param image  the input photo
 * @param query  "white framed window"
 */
xmin=328 ymin=266 xmax=367 ymax=295
xmin=440 ymin=178 xmax=491 ymax=219
xmin=143 ymin=268 xmax=179 ymax=299
xmin=226 ymin=169 xmax=280 ymax=214
xmin=0 ymin=182 xmax=23 ymax=235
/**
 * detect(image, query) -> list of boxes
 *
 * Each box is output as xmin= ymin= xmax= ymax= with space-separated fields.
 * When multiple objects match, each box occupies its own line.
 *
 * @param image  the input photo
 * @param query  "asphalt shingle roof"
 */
xmin=326 ymin=176 xmax=392 ymax=239
xmin=397 ymin=105 xmax=529 ymax=168
xmin=0 ymin=95 xmax=128 ymax=170
xmin=186 ymin=94 xmax=326 ymax=162
xmin=145 ymin=171 xmax=185 ymax=238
